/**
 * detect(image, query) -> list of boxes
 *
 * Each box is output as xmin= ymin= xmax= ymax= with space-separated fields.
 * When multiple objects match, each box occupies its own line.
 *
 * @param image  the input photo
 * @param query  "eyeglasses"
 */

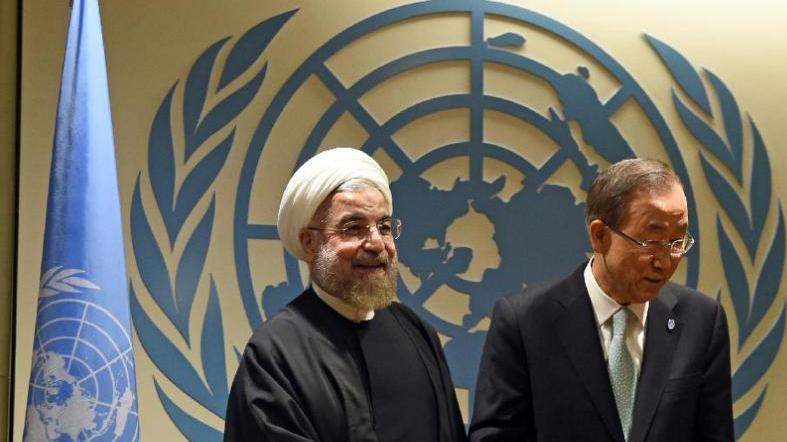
xmin=606 ymin=224 xmax=695 ymax=256
xmin=308 ymin=218 xmax=402 ymax=241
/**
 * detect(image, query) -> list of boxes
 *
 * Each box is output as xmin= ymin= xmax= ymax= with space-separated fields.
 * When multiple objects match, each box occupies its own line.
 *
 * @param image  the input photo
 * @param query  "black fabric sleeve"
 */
xmin=423 ymin=314 xmax=469 ymax=442
xmin=390 ymin=303 xmax=468 ymax=442
xmin=224 ymin=343 xmax=319 ymax=442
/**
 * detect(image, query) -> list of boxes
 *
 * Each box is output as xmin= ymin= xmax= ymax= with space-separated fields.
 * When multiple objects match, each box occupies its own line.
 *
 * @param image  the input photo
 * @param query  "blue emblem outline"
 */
xmin=126 ymin=1 xmax=785 ymax=440
xmin=232 ymin=0 xmax=700 ymax=415
xmin=234 ymin=0 xmax=699 ymax=334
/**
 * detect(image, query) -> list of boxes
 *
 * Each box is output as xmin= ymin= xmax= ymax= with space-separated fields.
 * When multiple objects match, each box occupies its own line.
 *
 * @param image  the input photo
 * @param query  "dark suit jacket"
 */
xmin=469 ymin=264 xmax=733 ymax=442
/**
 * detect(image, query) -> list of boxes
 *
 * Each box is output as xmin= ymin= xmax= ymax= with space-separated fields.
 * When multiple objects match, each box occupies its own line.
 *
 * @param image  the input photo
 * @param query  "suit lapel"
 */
xmin=629 ymin=289 xmax=680 ymax=442
xmin=554 ymin=271 xmax=625 ymax=442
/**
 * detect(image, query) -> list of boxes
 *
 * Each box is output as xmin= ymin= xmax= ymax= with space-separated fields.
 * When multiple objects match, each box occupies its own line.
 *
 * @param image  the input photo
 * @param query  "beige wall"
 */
xmin=12 ymin=0 xmax=787 ymax=440
xmin=0 ymin=0 xmax=17 ymax=439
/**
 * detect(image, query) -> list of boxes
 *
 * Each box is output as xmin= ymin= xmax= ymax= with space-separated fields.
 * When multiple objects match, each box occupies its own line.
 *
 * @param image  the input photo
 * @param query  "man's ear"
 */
xmin=588 ymin=219 xmax=609 ymax=254
xmin=299 ymin=228 xmax=318 ymax=263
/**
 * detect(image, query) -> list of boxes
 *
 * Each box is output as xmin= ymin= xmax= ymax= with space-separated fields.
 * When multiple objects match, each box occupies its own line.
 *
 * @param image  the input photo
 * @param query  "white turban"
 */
xmin=277 ymin=148 xmax=393 ymax=260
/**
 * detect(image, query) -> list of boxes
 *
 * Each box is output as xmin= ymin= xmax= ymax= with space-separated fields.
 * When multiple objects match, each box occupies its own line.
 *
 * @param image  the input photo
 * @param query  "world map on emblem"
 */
xmin=25 ymin=299 xmax=137 ymax=442
xmin=235 ymin=0 xmax=698 ymax=405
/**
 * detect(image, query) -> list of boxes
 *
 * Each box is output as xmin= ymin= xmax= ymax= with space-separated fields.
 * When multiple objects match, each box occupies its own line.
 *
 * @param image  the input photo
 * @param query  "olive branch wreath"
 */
xmin=128 ymin=11 xmax=296 ymax=441
xmin=647 ymin=35 xmax=786 ymax=439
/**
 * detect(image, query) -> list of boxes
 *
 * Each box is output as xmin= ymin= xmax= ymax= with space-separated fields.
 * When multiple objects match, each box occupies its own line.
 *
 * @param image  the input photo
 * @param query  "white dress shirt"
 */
xmin=583 ymin=260 xmax=648 ymax=374
xmin=312 ymin=282 xmax=375 ymax=323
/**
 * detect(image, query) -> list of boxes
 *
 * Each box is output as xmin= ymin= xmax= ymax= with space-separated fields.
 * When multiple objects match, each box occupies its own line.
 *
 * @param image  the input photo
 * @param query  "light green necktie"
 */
xmin=608 ymin=307 xmax=637 ymax=440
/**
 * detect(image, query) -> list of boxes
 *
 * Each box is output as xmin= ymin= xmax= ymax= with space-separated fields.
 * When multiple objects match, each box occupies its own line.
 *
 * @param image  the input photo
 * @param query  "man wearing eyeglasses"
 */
xmin=470 ymin=158 xmax=733 ymax=442
xmin=225 ymin=148 xmax=466 ymax=442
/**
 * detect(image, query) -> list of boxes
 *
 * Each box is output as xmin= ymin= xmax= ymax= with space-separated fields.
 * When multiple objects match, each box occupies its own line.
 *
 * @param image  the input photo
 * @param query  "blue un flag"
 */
xmin=23 ymin=0 xmax=140 ymax=440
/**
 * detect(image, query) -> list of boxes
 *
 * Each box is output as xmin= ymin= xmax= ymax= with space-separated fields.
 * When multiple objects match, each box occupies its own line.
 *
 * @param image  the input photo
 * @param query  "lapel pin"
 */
xmin=667 ymin=318 xmax=676 ymax=332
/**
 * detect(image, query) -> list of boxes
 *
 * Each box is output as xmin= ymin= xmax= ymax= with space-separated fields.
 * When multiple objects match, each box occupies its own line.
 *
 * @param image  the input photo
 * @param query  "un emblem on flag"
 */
xmin=129 ymin=1 xmax=784 ymax=439
xmin=26 ymin=279 xmax=137 ymax=441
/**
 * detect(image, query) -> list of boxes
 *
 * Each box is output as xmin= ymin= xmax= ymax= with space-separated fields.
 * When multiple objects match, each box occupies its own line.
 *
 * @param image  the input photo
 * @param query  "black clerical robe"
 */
xmin=224 ymin=288 xmax=467 ymax=442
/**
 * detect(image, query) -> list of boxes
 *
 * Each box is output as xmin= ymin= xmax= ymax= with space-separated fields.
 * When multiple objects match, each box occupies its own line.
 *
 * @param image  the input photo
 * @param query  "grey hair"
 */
xmin=313 ymin=178 xmax=391 ymax=225
xmin=585 ymin=158 xmax=682 ymax=227
xmin=335 ymin=178 xmax=379 ymax=194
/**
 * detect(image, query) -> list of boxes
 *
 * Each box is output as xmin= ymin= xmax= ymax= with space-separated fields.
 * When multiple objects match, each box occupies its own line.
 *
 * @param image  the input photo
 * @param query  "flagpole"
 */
xmin=4 ymin=0 xmax=22 ymax=438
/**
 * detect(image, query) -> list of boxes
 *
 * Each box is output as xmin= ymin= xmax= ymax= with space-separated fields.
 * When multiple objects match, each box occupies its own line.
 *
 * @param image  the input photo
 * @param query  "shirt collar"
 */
xmin=583 ymin=259 xmax=648 ymax=328
xmin=312 ymin=282 xmax=375 ymax=323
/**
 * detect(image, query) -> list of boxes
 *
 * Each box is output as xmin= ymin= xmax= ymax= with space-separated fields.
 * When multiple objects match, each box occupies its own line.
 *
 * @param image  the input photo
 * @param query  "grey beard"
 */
xmin=312 ymin=245 xmax=398 ymax=311
xmin=345 ymin=261 xmax=398 ymax=310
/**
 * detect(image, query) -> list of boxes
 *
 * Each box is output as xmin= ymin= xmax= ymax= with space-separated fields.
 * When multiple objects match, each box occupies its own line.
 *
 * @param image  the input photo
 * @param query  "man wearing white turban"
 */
xmin=225 ymin=148 xmax=467 ymax=442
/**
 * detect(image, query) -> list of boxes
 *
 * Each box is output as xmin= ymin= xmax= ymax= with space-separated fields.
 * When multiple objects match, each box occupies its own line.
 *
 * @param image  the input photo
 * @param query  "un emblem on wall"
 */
xmin=236 ymin=0 xmax=701 ymax=411
xmin=129 ymin=1 xmax=784 ymax=440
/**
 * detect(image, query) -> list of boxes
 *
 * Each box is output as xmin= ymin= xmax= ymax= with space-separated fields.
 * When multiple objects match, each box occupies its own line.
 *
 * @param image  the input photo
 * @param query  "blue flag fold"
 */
xmin=24 ymin=0 xmax=140 ymax=440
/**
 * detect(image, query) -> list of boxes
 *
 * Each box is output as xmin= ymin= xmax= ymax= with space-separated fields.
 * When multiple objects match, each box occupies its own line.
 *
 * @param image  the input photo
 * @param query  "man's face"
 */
xmin=591 ymin=183 xmax=688 ymax=305
xmin=302 ymin=187 xmax=398 ymax=310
